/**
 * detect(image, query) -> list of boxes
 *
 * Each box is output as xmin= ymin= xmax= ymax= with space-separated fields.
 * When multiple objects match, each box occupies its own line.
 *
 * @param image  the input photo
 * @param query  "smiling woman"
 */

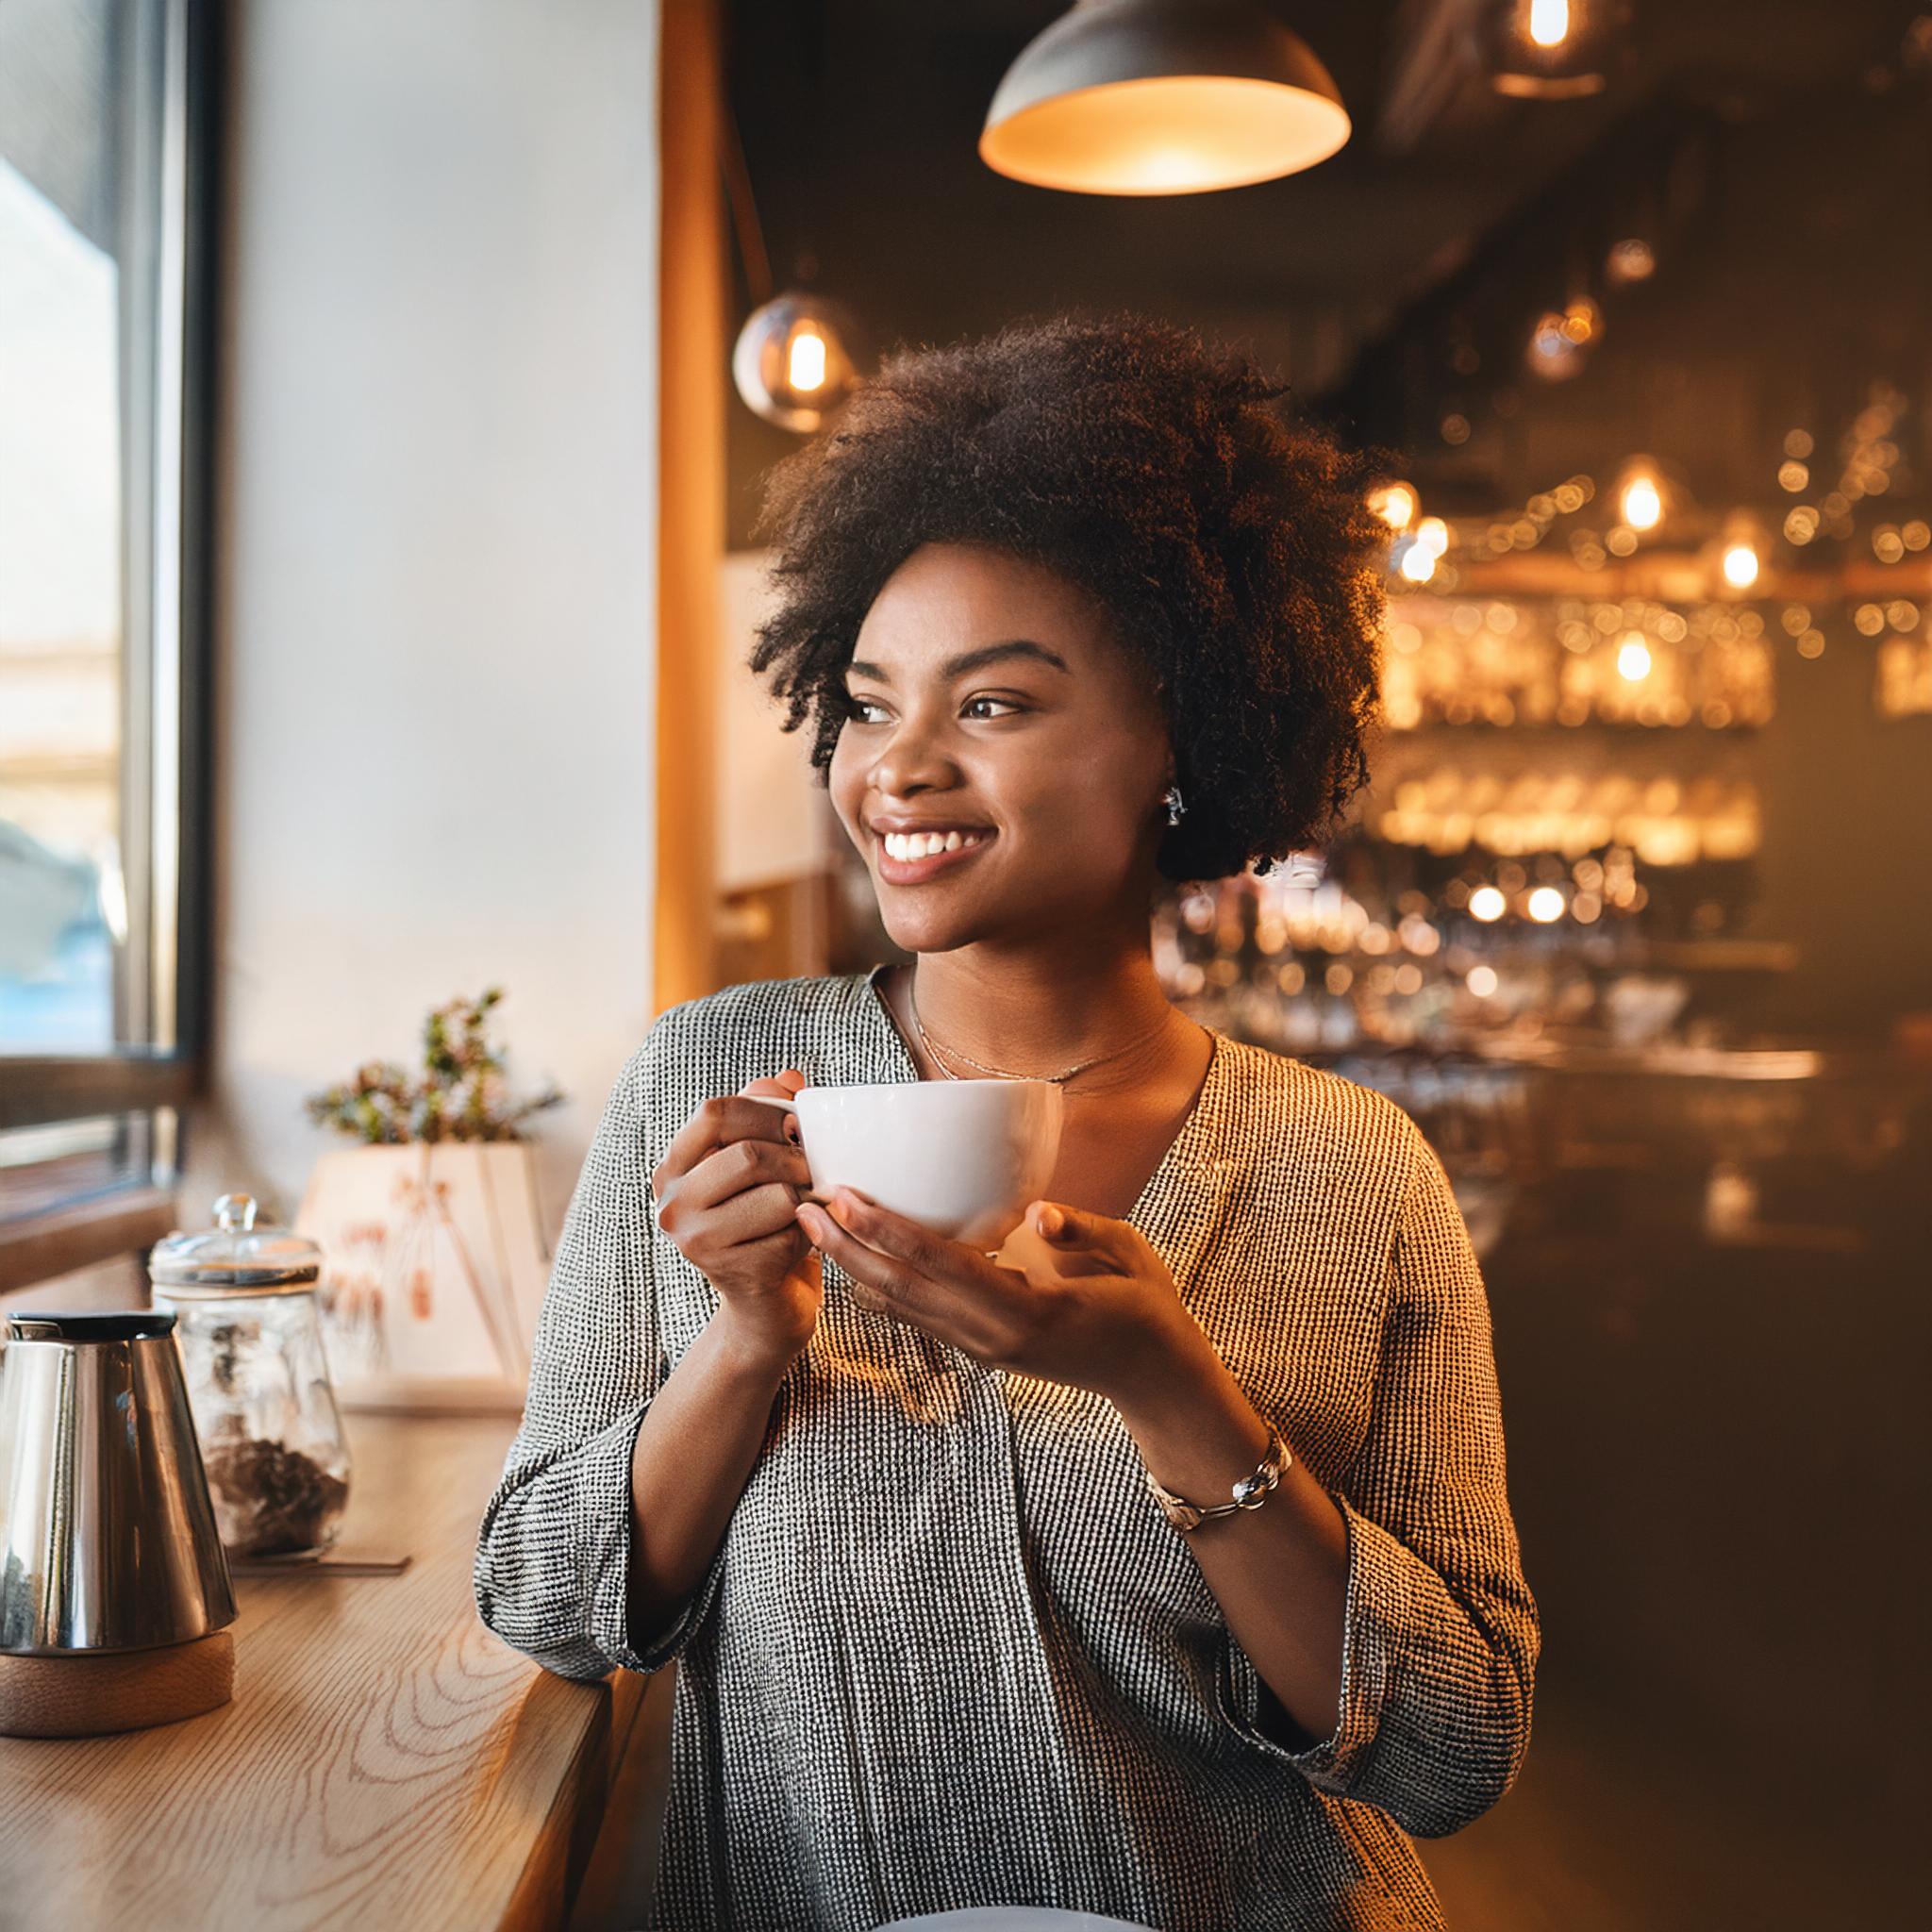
xmin=748 ymin=308 xmax=1392 ymax=886
xmin=475 ymin=310 xmax=1538 ymax=1932
xmin=830 ymin=542 xmax=1168 ymax=943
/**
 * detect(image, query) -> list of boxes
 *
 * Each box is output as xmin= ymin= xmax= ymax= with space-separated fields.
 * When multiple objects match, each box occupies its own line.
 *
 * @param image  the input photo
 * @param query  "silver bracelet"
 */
xmin=1144 ymin=1424 xmax=1292 ymax=1534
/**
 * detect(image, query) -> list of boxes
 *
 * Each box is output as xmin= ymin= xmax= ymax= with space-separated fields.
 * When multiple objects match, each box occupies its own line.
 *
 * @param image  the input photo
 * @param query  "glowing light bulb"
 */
xmin=1527 ymin=886 xmax=1566 ymax=923
xmin=1468 ymin=886 xmax=1507 ymax=923
xmin=733 ymin=291 xmax=861 ymax=431
xmin=1528 ymin=0 xmax=1571 ymax=47
xmin=1370 ymin=482 xmax=1417 ymax=530
xmin=1606 ymin=238 xmax=1656 ymax=285
xmin=1621 ymin=474 xmax=1662 ymax=530
xmin=1414 ymin=516 xmax=1449 ymax=558
xmin=1616 ymin=635 xmax=1653 ymax=681
xmin=1722 ymin=541 xmax=1760 ymax=590
xmin=787 ymin=327 xmax=827 ymax=392
xmin=1467 ymin=964 xmax=1500 ymax=997
xmin=1561 ymin=295 xmax=1601 ymax=343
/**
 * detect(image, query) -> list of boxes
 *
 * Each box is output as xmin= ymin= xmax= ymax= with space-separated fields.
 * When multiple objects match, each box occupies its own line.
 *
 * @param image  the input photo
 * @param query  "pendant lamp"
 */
xmin=721 ymin=90 xmax=864 ymax=432
xmin=1483 ymin=0 xmax=1630 ymax=100
xmin=733 ymin=291 xmax=862 ymax=434
xmin=980 ymin=0 xmax=1350 ymax=196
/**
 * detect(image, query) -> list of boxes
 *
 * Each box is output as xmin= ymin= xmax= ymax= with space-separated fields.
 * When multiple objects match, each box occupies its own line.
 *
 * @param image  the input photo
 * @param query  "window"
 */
xmin=0 ymin=0 xmax=215 ymax=1289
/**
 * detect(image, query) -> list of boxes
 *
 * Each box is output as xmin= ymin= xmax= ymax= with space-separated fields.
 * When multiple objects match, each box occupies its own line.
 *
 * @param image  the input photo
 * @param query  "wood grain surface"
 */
xmin=0 ymin=1629 xmax=234 ymax=1739
xmin=0 ymin=1412 xmax=644 ymax=1932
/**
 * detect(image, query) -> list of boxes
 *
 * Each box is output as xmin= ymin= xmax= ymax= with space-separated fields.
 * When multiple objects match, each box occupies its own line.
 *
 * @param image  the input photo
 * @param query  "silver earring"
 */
xmin=1162 ymin=783 xmax=1186 ymax=826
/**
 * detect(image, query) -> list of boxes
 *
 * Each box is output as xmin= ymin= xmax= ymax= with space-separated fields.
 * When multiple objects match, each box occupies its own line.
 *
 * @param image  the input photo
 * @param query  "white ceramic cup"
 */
xmin=742 ymin=1079 xmax=1064 ymax=1252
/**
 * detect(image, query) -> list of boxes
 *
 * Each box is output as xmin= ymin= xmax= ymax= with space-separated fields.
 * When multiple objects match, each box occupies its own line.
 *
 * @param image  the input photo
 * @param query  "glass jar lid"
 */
xmin=149 ymin=1192 xmax=324 ymax=1294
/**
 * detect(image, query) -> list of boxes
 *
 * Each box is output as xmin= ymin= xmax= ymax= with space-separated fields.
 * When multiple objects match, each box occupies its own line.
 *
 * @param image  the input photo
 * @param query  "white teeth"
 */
xmin=882 ymin=828 xmax=990 ymax=860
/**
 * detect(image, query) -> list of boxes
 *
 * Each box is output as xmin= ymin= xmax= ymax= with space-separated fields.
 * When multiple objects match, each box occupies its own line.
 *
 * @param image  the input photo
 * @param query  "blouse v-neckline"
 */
xmin=858 ymin=960 xmax=1230 ymax=1241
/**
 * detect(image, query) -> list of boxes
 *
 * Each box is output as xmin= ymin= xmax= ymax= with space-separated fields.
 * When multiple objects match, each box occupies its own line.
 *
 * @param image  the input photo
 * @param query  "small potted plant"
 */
xmin=294 ymin=991 xmax=568 ymax=1412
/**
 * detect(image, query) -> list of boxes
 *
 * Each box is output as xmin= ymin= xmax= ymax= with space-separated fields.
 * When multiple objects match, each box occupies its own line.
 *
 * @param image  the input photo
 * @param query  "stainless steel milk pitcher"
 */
xmin=0 ymin=1309 xmax=237 ymax=1654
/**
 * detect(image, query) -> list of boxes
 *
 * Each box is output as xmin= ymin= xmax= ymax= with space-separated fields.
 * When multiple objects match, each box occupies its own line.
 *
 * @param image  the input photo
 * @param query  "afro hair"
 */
xmin=746 ymin=308 xmax=1391 ymax=882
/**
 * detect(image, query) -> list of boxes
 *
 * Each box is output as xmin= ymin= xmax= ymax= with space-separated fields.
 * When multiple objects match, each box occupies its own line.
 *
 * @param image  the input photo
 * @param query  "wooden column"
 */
xmin=655 ymin=0 xmax=728 ymax=1014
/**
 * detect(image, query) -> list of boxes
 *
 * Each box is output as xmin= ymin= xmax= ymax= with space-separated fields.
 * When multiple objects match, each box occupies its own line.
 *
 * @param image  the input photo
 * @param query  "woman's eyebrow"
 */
xmin=845 ymin=640 xmax=1072 ymax=683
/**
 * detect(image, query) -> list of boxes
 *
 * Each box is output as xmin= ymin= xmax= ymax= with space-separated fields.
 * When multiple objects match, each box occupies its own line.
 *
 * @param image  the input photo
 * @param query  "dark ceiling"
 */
xmin=723 ymin=0 xmax=1930 ymax=541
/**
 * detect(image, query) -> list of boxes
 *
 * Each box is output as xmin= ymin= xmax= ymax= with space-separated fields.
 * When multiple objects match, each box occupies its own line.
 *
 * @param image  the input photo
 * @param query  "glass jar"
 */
xmin=149 ymin=1192 xmax=352 ymax=1557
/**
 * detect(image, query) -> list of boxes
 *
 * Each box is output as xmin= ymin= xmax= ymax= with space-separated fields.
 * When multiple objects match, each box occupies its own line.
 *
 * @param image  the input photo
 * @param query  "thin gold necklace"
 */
xmin=903 ymin=964 xmax=1152 ymax=1085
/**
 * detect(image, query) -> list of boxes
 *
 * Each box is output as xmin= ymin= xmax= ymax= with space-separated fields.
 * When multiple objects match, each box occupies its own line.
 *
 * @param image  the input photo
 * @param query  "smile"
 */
xmin=874 ymin=827 xmax=996 ymax=881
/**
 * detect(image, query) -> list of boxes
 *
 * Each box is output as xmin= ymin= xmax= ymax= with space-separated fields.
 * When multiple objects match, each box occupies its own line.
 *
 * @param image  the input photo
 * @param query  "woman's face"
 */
xmin=827 ymin=541 xmax=1173 ymax=956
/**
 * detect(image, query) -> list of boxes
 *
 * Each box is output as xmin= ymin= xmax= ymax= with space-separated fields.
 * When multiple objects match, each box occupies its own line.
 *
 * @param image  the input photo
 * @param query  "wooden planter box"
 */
xmin=294 ymin=1142 xmax=551 ymax=1413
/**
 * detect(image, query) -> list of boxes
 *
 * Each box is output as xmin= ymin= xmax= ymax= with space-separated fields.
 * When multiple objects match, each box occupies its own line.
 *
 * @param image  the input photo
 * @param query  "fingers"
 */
xmin=793 ymin=1188 xmax=1005 ymax=1322
xmin=662 ymin=1177 xmax=813 ymax=1274
xmin=652 ymin=1074 xmax=808 ymax=1193
xmin=1024 ymin=1199 xmax=1131 ymax=1255
xmin=994 ymin=1200 xmax=1138 ymax=1281
xmin=654 ymin=1142 xmax=812 ymax=1253
xmin=684 ymin=1136 xmax=811 ymax=1214
xmin=793 ymin=1196 xmax=930 ymax=1319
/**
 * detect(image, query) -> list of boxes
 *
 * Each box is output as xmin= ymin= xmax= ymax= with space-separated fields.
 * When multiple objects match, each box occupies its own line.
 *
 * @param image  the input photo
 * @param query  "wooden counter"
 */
xmin=0 ymin=1412 xmax=672 ymax=1931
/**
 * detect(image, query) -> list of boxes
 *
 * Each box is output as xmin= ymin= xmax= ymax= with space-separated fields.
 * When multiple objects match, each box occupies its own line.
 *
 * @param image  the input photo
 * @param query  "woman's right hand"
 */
xmin=649 ymin=1071 xmax=822 ymax=1365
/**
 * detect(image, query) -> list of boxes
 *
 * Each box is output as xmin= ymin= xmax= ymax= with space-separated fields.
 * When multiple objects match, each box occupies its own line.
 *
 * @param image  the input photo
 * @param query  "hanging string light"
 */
xmin=1720 ymin=538 xmax=1761 ymax=591
xmin=1618 ymin=461 xmax=1665 ymax=530
xmin=1604 ymin=236 xmax=1657 ymax=285
xmin=1482 ymin=0 xmax=1631 ymax=100
xmin=1394 ymin=515 xmax=1451 ymax=584
xmin=1712 ymin=511 xmax=1768 ymax=595
xmin=720 ymin=58 xmax=864 ymax=431
xmin=1369 ymin=480 xmax=1419 ymax=531
xmin=731 ymin=291 xmax=863 ymax=434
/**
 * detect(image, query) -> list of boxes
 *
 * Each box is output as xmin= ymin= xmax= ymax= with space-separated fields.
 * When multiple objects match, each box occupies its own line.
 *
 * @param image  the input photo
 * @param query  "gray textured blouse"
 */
xmin=473 ymin=965 xmax=1539 ymax=1931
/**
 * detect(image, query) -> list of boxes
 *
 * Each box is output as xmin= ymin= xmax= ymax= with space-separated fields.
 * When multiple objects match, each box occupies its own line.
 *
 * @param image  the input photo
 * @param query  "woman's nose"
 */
xmin=870 ymin=724 xmax=959 ymax=797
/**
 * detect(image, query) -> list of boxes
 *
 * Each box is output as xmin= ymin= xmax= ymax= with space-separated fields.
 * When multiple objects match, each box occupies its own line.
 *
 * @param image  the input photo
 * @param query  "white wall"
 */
xmin=189 ymin=0 xmax=661 ymax=1235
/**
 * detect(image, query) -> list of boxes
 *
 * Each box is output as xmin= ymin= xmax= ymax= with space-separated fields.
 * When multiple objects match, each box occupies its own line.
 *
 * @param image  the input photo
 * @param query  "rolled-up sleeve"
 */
xmin=472 ymin=1014 xmax=725 ymax=1681
xmin=1217 ymin=1126 xmax=1540 ymax=1838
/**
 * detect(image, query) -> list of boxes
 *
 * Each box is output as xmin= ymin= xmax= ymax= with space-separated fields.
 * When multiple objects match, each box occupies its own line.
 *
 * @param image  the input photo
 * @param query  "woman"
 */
xmin=475 ymin=311 xmax=1539 ymax=1931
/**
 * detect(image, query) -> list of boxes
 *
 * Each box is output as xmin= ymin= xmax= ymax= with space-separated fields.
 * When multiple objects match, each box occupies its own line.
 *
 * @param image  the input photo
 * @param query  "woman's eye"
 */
xmin=838 ymin=694 xmax=1025 ymax=724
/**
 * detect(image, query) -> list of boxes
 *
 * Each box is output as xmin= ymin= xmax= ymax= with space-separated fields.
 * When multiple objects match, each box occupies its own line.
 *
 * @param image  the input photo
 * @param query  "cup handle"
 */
xmin=650 ymin=1094 xmax=821 ymax=1228
xmin=736 ymin=1091 xmax=829 ymax=1203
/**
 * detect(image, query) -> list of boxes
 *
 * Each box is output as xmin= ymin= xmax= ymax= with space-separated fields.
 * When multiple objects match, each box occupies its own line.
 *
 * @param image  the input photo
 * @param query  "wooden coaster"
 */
xmin=0 ymin=1628 xmax=235 ymax=1739
xmin=227 ymin=1545 xmax=411 ymax=1576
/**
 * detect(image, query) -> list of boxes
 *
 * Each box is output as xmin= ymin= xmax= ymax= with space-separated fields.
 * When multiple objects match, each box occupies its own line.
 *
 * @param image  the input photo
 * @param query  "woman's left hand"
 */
xmin=793 ymin=1187 xmax=1197 ymax=1405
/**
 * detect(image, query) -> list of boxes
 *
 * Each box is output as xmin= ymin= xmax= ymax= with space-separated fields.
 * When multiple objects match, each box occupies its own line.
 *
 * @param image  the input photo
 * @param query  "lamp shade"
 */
xmin=979 ymin=0 xmax=1350 ymax=196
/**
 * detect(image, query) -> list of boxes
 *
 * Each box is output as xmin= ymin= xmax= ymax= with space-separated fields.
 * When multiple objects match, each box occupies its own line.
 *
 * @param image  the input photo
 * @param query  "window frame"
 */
xmin=0 ymin=0 xmax=220 ymax=1292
